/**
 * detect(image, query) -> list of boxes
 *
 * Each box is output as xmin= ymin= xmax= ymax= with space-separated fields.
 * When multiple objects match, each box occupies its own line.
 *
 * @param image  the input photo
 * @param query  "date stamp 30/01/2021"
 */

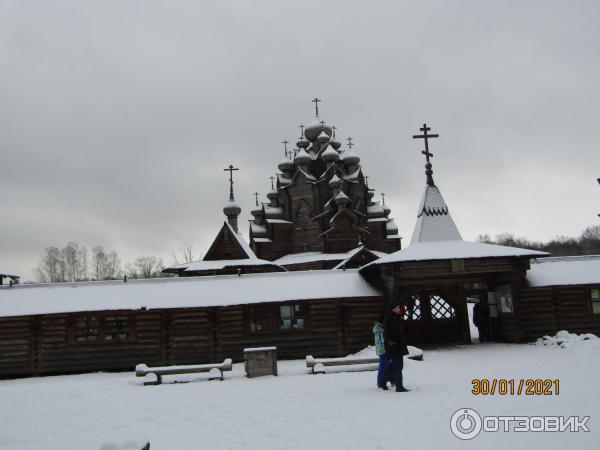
xmin=471 ymin=379 xmax=560 ymax=396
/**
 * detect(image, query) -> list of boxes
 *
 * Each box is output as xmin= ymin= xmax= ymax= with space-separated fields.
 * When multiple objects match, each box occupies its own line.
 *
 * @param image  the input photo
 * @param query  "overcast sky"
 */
xmin=1 ymin=0 xmax=599 ymax=281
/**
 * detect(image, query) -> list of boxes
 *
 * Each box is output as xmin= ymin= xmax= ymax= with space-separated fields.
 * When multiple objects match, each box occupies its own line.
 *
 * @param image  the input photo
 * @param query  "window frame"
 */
xmin=70 ymin=313 xmax=135 ymax=344
xmin=590 ymin=287 xmax=600 ymax=315
xmin=248 ymin=302 xmax=308 ymax=334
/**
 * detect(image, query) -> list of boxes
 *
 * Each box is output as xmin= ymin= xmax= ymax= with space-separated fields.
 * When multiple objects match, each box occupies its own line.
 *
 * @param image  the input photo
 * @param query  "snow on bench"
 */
xmin=306 ymin=347 xmax=423 ymax=374
xmin=135 ymin=359 xmax=233 ymax=385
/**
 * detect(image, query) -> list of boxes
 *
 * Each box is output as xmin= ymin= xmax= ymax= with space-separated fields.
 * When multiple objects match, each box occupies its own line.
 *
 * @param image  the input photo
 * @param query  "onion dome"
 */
xmin=304 ymin=119 xmax=332 ymax=142
xmin=297 ymin=140 xmax=310 ymax=149
xmin=294 ymin=148 xmax=312 ymax=165
xmin=267 ymin=188 xmax=278 ymax=200
xmin=278 ymin=157 xmax=294 ymax=173
xmin=330 ymin=139 xmax=342 ymax=150
xmin=251 ymin=204 xmax=263 ymax=217
xmin=383 ymin=203 xmax=391 ymax=216
xmin=321 ymin=145 xmax=340 ymax=163
xmin=223 ymin=199 xmax=241 ymax=217
xmin=328 ymin=174 xmax=342 ymax=188
xmin=334 ymin=190 xmax=350 ymax=206
xmin=341 ymin=149 xmax=360 ymax=166
xmin=386 ymin=219 xmax=399 ymax=235
xmin=316 ymin=130 xmax=331 ymax=144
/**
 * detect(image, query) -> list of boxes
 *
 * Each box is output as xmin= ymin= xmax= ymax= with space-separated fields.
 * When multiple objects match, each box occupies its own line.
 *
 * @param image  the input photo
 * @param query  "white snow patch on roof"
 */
xmin=410 ymin=185 xmax=462 ymax=244
xmin=0 ymin=268 xmax=19 ymax=278
xmin=0 ymin=270 xmax=382 ymax=318
xmin=275 ymin=248 xmax=387 ymax=266
xmin=527 ymin=256 xmax=600 ymax=287
xmin=252 ymin=238 xmax=272 ymax=243
xmin=250 ymin=222 xmax=267 ymax=235
xmin=363 ymin=240 xmax=548 ymax=267
xmin=183 ymin=258 xmax=279 ymax=272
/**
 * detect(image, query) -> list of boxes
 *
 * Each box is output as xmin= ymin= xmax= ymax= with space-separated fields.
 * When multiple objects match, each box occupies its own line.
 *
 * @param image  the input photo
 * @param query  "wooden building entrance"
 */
xmin=400 ymin=286 xmax=467 ymax=345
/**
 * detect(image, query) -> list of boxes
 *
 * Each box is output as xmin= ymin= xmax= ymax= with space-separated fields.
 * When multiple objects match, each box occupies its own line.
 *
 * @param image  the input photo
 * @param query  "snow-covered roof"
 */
xmin=0 ymin=270 xmax=383 ymax=318
xmin=275 ymin=248 xmax=387 ymax=266
xmin=362 ymin=240 xmax=548 ymax=267
xmin=183 ymin=258 xmax=281 ymax=272
xmin=253 ymin=238 xmax=272 ymax=243
xmin=410 ymin=184 xmax=462 ymax=244
xmin=367 ymin=203 xmax=385 ymax=217
xmin=526 ymin=256 xmax=600 ymax=287
xmin=250 ymin=222 xmax=267 ymax=235
xmin=224 ymin=223 xmax=255 ymax=259
xmin=0 ymin=268 xmax=19 ymax=278
xmin=265 ymin=218 xmax=292 ymax=224
xmin=263 ymin=205 xmax=284 ymax=218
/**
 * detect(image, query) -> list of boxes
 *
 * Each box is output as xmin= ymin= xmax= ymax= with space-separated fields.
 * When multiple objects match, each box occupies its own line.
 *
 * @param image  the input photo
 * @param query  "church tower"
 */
xmin=249 ymin=100 xmax=401 ymax=263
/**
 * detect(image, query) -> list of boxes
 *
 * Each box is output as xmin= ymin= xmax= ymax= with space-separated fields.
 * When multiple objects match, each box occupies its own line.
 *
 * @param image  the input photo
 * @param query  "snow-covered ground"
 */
xmin=1 ymin=335 xmax=599 ymax=450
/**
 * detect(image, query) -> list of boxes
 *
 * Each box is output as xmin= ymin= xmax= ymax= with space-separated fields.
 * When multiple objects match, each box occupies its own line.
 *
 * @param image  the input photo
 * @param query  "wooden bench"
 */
xmin=306 ymin=347 xmax=423 ymax=374
xmin=135 ymin=358 xmax=233 ymax=385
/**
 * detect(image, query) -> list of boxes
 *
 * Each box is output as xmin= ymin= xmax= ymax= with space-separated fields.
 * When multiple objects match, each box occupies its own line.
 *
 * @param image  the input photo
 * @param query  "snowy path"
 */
xmin=0 ymin=341 xmax=598 ymax=450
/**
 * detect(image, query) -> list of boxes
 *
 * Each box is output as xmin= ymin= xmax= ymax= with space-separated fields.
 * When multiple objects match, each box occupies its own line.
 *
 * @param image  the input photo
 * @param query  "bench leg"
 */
xmin=144 ymin=374 xmax=162 ymax=386
xmin=208 ymin=370 xmax=223 ymax=381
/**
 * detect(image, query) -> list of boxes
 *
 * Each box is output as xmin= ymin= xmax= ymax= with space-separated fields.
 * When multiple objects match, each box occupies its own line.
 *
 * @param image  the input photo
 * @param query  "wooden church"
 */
xmin=1 ymin=102 xmax=599 ymax=379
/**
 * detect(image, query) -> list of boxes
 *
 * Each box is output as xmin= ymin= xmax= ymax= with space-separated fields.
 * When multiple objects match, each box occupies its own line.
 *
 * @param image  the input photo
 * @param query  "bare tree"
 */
xmin=36 ymin=246 xmax=64 ymax=282
xmin=35 ymin=242 xmax=89 ymax=282
xmin=171 ymin=242 xmax=195 ymax=265
xmin=126 ymin=256 xmax=164 ymax=279
xmin=61 ymin=242 xmax=88 ymax=281
xmin=91 ymin=246 xmax=121 ymax=280
xmin=580 ymin=225 xmax=600 ymax=254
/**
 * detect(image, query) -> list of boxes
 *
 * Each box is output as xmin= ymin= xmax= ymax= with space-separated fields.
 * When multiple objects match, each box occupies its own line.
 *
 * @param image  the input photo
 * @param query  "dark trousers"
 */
xmin=377 ymin=355 xmax=391 ymax=387
xmin=389 ymin=355 xmax=404 ymax=389
xmin=477 ymin=325 xmax=489 ymax=342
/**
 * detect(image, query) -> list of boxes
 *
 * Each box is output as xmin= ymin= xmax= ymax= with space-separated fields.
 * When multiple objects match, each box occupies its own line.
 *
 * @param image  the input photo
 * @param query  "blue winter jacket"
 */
xmin=373 ymin=322 xmax=385 ymax=356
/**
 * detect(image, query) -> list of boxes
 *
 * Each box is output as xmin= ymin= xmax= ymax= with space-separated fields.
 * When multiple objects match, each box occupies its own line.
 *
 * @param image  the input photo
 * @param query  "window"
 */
xmin=280 ymin=305 xmax=304 ymax=330
xmin=430 ymin=295 xmax=456 ymax=319
xmin=250 ymin=304 xmax=305 ymax=333
xmin=403 ymin=295 xmax=422 ymax=320
xmin=250 ymin=307 xmax=277 ymax=333
xmin=73 ymin=315 xmax=132 ymax=343
xmin=591 ymin=289 xmax=600 ymax=314
xmin=75 ymin=316 xmax=100 ymax=342
xmin=497 ymin=285 xmax=514 ymax=314
xmin=105 ymin=317 xmax=129 ymax=341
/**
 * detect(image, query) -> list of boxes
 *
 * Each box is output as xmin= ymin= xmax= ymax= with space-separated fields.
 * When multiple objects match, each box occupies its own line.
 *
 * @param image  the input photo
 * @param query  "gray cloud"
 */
xmin=1 ymin=0 xmax=599 ymax=280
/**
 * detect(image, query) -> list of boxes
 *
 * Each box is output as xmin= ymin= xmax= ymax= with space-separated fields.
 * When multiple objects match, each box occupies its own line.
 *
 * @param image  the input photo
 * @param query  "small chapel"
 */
xmin=0 ymin=101 xmax=599 ymax=378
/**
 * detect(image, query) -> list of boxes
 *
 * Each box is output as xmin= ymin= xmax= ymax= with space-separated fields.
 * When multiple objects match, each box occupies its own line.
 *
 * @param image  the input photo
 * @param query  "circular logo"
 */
xmin=450 ymin=408 xmax=482 ymax=440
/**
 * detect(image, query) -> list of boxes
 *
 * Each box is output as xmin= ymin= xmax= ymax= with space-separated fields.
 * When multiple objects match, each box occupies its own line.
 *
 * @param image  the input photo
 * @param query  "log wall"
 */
xmin=516 ymin=285 xmax=600 ymax=341
xmin=0 ymin=296 xmax=386 ymax=378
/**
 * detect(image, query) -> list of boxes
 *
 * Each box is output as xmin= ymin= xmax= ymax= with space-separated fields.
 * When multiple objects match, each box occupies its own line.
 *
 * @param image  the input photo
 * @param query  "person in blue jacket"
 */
xmin=373 ymin=313 xmax=391 ymax=390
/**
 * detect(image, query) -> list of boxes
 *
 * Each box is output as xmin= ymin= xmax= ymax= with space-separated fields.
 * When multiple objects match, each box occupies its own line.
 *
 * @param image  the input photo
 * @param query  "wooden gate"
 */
xmin=402 ymin=289 xmax=466 ymax=345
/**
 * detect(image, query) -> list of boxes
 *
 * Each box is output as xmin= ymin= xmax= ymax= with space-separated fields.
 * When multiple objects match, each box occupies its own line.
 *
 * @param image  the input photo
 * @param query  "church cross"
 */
xmin=347 ymin=137 xmax=354 ymax=149
xmin=299 ymin=124 xmax=305 ymax=139
xmin=364 ymin=175 xmax=370 ymax=187
xmin=332 ymin=126 xmax=337 ymax=138
xmin=269 ymin=176 xmax=275 ymax=190
xmin=381 ymin=192 xmax=386 ymax=204
xmin=253 ymin=192 xmax=260 ymax=206
xmin=312 ymin=97 xmax=321 ymax=117
xmin=282 ymin=140 xmax=290 ymax=157
xmin=320 ymin=120 xmax=326 ymax=128
xmin=412 ymin=123 xmax=439 ymax=163
xmin=223 ymin=164 xmax=239 ymax=201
